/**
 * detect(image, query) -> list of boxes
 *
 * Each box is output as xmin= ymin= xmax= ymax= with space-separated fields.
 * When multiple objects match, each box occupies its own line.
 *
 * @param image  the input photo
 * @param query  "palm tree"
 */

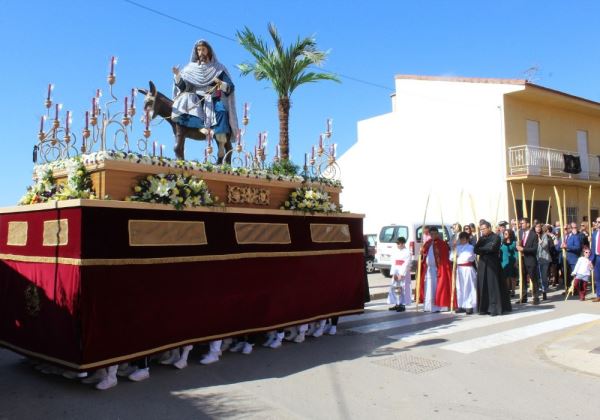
xmin=236 ymin=23 xmax=339 ymax=160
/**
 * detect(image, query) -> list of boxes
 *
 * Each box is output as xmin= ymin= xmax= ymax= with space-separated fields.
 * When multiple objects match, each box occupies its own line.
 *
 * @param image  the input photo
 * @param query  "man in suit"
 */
xmin=589 ymin=218 xmax=600 ymax=302
xmin=516 ymin=217 xmax=540 ymax=305
xmin=562 ymin=222 xmax=582 ymax=291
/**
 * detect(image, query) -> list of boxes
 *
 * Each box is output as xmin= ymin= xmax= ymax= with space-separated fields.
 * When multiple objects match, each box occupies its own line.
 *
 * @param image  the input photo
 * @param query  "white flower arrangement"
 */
xmin=127 ymin=173 xmax=215 ymax=210
xmin=281 ymin=186 xmax=340 ymax=213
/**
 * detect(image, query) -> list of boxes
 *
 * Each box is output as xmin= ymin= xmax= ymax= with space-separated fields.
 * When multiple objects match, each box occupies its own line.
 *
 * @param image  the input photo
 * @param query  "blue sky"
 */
xmin=1 ymin=0 xmax=599 ymax=205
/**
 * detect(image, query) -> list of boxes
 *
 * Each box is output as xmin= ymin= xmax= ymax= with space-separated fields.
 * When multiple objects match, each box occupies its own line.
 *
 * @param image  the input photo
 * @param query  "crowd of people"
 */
xmin=25 ymin=217 xmax=600 ymax=391
xmin=386 ymin=217 xmax=600 ymax=316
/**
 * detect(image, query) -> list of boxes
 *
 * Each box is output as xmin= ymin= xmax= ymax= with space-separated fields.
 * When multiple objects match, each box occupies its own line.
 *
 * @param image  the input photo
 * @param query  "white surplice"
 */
xmin=456 ymin=243 xmax=478 ymax=310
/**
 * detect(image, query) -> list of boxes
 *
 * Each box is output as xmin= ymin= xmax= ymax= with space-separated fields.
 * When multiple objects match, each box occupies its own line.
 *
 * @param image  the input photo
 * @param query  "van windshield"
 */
xmin=379 ymin=226 xmax=409 ymax=243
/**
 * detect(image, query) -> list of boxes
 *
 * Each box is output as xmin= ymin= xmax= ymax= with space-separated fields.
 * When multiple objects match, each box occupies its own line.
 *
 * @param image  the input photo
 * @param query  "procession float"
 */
xmin=0 ymin=56 xmax=366 ymax=371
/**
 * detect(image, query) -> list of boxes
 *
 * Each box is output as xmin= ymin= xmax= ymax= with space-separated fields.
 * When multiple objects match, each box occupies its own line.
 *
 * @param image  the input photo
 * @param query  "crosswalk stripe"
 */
xmin=347 ymin=312 xmax=453 ymax=334
xmin=388 ymin=308 xmax=553 ymax=342
xmin=441 ymin=313 xmax=600 ymax=354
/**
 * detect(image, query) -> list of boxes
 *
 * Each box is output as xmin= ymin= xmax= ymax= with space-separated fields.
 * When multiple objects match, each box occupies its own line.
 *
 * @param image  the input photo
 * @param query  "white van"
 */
xmin=374 ymin=223 xmax=453 ymax=277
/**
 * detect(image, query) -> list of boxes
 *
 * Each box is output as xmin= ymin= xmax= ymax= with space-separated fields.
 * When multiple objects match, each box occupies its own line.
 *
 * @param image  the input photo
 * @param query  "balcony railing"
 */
xmin=507 ymin=145 xmax=600 ymax=181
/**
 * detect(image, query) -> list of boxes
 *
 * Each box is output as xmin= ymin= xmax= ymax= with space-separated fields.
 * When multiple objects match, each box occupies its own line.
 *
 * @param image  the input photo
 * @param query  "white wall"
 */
xmin=338 ymin=77 xmax=525 ymax=234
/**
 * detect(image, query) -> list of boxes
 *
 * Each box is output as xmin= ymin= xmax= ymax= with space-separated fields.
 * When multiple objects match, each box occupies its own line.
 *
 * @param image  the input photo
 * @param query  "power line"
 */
xmin=123 ymin=0 xmax=394 ymax=92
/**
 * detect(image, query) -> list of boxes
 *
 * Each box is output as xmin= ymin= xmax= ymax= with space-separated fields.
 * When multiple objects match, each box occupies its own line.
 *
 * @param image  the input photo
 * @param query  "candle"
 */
xmin=85 ymin=111 xmax=89 ymax=130
xmin=160 ymin=144 xmax=164 ymax=158
xmin=131 ymin=88 xmax=136 ymax=109
xmin=276 ymin=144 xmax=280 ymax=158
xmin=333 ymin=143 xmax=337 ymax=157
xmin=236 ymin=131 xmax=241 ymax=145
xmin=65 ymin=111 xmax=71 ymax=135
xmin=96 ymin=89 xmax=101 ymax=98
xmin=304 ymin=153 xmax=308 ymax=167
xmin=327 ymin=118 xmax=332 ymax=133
xmin=145 ymin=110 xmax=150 ymax=130
xmin=319 ymin=134 xmax=323 ymax=148
xmin=46 ymin=83 xmax=52 ymax=101
xmin=54 ymin=103 xmax=60 ymax=120
xmin=92 ymin=98 xmax=96 ymax=116
xmin=243 ymin=102 xmax=248 ymax=118
xmin=109 ymin=56 xmax=115 ymax=76
xmin=311 ymin=145 xmax=315 ymax=160
xmin=152 ymin=141 xmax=156 ymax=156
xmin=124 ymin=97 xmax=128 ymax=116
xmin=207 ymin=129 xmax=212 ymax=146
xmin=330 ymin=144 xmax=334 ymax=156
xmin=39 ymin=116 xmax=45 ymax=133
xmin=258 ymin=132 xmax=262 ymax=149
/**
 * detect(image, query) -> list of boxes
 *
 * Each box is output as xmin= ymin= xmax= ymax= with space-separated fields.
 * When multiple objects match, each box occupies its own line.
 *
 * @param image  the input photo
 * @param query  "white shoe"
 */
xmin=306 ymin=323 xmax=317 ymax=336
xmin=200 ymin=352 xmax=220 ymax=365
xmin=128 ymin=368 xmax=150 ymax=382
xmin=269 ymin=339 xmax=282 ymax=349
xmin=117 ymin=363 xmax=138 ymax=378
xmin=328 ymin=326 xmax=337 ymax=335
xmin=173 ymin=359 xmax=188 ymax=370
xmin=62 ymin=370 xmax=87 ymax=379
xmin=323 ymin=324 xmax=332 ymax=334
xmin=312 ymin=327 xmax=324 ymax=338
xmin=159 ymin=349 xmax=180 ymax=365
xmin=82 ymin=368 xmax=107 ymax=384
xmin=220 ymin=338 xmax=233 ymax=352
xmin=229 ymin=341 xmax=245 ymax=353
xmin=242 ymin=343 xmax=254 ymax=355
xmin=284 ymin=329 xmax=298 ymax=342
xmin=95 ymin=375 xmax=117 ymax=390
xmin=293 ymin=333 xmax=305 ymax=343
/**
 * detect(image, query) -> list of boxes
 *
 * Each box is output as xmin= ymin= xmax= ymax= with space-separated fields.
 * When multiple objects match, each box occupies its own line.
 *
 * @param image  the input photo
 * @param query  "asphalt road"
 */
xmin=2 ymin=273 xmax=600 ymax=420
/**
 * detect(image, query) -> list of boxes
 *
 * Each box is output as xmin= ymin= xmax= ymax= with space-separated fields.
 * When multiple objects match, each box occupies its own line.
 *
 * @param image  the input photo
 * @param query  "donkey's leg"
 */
xmin=215 ymin=133 xmax=227 ymax=165
xmin=174 ymin=125 xmax=186 ymax=160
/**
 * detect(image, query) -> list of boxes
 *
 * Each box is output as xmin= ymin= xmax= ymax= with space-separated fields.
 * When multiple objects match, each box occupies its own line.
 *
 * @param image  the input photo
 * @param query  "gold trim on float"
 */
xmin=0 ymin=248 xmax=363 ymax=266
xmin=0 ymin=308 xmax=363 ymax=370
xmin=42 ymin=219 xmax=69 ymax=246
xmin=234 ymin=222 xmax=291 ymax=245
xmin=310 ymin=223 xmax=351 ymax=243
xmin=0 ymin=199 xmax=365 ymax=219
xmin=128 ymin=220 xmax=207 ymax=247
xmin=7 ymin=221 xmax=28 ymax=246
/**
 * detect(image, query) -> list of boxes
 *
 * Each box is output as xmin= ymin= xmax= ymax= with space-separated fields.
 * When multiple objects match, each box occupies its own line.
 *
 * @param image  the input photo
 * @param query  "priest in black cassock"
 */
xmin=474 ymin=220 xmax=512 ymax=316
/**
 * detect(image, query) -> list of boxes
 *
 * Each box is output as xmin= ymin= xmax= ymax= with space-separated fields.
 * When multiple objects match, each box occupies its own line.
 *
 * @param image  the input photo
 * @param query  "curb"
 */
xmin=369 ymin=292 xmax=388 ymax=301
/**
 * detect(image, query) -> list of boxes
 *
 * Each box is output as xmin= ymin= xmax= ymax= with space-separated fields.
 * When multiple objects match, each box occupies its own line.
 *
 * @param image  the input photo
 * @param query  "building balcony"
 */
xmin=507 ymin=145 xmax=600 ymax=183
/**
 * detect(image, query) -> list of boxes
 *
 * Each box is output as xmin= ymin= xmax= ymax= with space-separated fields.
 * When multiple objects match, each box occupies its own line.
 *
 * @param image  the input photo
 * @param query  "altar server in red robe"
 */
xmin=418 ymin=226 xmax=452 ymax=311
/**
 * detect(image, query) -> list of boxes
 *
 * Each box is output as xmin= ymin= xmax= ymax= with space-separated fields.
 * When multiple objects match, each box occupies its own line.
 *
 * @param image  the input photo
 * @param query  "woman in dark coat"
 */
xmin=474 ymin=220 xmax=512 ymax=316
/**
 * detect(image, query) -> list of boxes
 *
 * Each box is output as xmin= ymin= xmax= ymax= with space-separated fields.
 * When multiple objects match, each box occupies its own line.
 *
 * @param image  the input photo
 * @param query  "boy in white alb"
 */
xmin=387 ymin=237 xmax=412 ymax=312
xmin=456 ymin=232 xmax=478 ymax=314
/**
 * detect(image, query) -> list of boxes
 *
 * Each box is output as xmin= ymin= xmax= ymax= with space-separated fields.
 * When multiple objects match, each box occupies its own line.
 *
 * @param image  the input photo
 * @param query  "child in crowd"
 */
xmin=387 ymin=237 xmax=411 ymax=312
xmin=571 ymin=248 xmax=593 ymax=301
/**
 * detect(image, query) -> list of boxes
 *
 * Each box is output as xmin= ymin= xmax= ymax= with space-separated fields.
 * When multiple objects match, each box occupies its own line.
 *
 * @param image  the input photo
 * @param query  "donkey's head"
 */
xmin=136 ymin=81 xmax=158 ymax=117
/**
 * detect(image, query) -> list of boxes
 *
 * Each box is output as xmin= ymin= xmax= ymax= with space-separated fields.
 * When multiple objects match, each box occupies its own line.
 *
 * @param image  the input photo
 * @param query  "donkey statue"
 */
xmin=137 ymin=81 xmax=232 ymax=163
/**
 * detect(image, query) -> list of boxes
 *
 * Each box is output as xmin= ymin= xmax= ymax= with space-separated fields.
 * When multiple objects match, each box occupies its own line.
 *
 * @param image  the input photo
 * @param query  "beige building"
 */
xmin=339 ymin=75 xmax=600 ymax=233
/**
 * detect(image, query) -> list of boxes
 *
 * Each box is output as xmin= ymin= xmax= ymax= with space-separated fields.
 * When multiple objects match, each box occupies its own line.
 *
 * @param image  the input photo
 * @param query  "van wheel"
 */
xmin=381 ymin=269 xmax=391 ymax=278
xmin=366 ymin=259 xmax=375 ymax=273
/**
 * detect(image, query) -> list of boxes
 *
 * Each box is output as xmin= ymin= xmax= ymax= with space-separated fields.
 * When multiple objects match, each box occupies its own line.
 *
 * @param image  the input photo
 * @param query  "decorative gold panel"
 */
xmin=7 ymin=221 xmax=28 ymax=246
xmin=310 ymin=224 xmax=351 ymax=243
xmin=234 ymin=222 xmax=291 ymax=245
xmin=43 ymin=219 xmax=69 ymax=246
xmin=227 ymin=185 xmax=270 ymax=206
xmin=128 ymin=220 xmax=207 ymax=246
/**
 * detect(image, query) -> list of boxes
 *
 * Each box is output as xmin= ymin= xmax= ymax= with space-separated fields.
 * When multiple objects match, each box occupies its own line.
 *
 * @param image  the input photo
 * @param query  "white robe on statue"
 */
xmin=456 ymin=243 xmax=478 ymax=310
xmin=387 ymin=247 xmax=412 ymax=306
